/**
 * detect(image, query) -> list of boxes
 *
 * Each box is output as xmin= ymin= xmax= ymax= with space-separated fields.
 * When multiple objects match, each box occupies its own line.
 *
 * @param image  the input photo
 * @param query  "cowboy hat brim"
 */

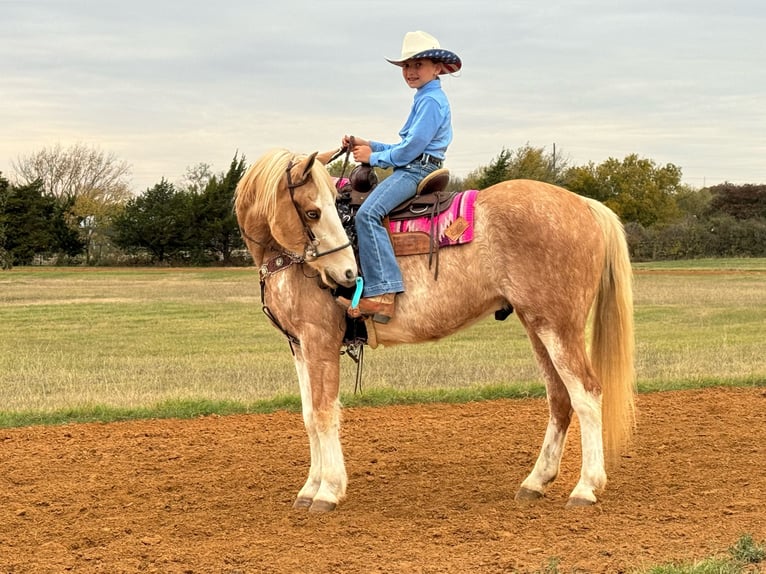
xmin=386 ymin=48 xmax=462 ymax=74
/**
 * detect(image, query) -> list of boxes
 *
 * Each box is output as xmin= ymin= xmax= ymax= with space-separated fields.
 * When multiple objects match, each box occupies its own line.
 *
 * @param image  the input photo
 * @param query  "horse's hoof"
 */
xmin=308 ymin=499 xmax=337 ymax=513
xmin=515 ymin=487 xmax=544 ymax=502
xmin=566 ymin=497 xmax=597 ymax=507
xmin=292 ymin=497 xmax=313 ymax=510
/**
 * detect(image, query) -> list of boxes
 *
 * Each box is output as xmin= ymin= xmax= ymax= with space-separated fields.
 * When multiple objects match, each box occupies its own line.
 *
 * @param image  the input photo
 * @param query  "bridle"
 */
xmin=243 ymin=153 xmax=354 ymax=354
xmin=240 ymin=153 xmax=354 ymax=277
xmin=285 ymin=156 xmax=352 ymax=262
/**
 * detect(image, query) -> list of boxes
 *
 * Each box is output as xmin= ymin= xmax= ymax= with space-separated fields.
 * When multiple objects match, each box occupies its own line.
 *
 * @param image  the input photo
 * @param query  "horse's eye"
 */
xmin=305 ymin=209 xmax=320 ymax=221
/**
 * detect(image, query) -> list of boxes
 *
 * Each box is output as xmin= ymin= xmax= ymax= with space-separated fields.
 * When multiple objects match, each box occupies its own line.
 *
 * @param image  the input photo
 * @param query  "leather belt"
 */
xmin=417 ymin=154 xmax=443 ymax=167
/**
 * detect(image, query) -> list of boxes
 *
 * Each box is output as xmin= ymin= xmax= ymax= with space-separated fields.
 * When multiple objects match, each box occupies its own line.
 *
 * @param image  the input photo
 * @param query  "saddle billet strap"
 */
xmin=428 ymin=193 xmax=441 ymax=280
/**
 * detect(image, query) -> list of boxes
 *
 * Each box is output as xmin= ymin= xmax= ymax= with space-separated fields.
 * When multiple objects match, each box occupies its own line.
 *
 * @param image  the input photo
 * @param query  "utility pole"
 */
xmin=552 ymin=143 xmax=557 ymax=182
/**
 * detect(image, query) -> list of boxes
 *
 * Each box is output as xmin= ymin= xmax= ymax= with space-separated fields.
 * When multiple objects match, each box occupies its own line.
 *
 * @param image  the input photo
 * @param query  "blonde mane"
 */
xmin=234 ymin=148 xmax=337 ymax=223
xmin=235 ymin=148 xmax=294 ymax=221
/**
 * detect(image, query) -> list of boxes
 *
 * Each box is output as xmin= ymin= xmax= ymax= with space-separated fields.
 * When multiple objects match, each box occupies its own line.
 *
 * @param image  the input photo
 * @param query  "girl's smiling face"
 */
xmin=401 ymin=58 xmax=442 ymax=89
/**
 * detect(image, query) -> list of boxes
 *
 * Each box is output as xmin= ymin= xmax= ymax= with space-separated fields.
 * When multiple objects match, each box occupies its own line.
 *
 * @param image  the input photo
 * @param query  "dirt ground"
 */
xmin=1 ymin=386 xmax=764 ymax=574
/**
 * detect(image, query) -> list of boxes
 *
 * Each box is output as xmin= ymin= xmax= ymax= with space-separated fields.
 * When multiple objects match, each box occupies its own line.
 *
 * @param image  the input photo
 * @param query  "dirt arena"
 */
xmin=1 ymin=386 xmax=764 ymax=573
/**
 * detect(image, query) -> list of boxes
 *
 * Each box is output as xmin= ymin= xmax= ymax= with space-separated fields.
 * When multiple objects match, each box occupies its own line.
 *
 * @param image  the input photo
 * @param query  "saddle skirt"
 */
xmin=388 ymin=189 xmax=478 ymax=256
xmin=335 ymin=176 xmax=479 ymax=257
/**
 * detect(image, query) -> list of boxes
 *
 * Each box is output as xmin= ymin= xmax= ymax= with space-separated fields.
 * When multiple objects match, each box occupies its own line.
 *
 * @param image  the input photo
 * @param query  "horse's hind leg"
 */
xmin=514 ymin=324 xmax=573 ymax=502
xmin=540 ymin=328 xmax=606 ymax=505
xmin=516 ymin=318 xmax=607 ymax=506
xmin=292 ymin=346 xmax=347 ymax=512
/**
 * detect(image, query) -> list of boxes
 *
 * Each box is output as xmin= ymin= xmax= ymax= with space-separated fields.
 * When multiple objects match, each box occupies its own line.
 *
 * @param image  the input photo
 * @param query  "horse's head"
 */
xmin=235 ymin=148 xmax=357 ymax=289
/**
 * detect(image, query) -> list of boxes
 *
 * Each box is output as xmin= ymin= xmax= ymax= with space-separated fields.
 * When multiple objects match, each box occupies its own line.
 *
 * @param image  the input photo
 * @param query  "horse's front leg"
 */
xmin=292 ymin=344 xmax=346 ymax=512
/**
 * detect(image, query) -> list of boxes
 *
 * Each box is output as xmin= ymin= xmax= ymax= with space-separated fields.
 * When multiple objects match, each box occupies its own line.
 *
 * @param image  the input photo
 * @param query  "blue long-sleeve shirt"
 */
xmin=368 ymin=78 xmax=452 ymax=169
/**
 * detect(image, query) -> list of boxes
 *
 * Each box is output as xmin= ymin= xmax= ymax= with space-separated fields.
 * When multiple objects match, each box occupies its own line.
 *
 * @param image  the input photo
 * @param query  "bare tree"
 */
xmin=12 ymin=143 xmax=134 ymax=264
xmin=12 ymin=142 xmax=133 ymax=204
xmin=178 ymin=162 xmax=215 ymax=195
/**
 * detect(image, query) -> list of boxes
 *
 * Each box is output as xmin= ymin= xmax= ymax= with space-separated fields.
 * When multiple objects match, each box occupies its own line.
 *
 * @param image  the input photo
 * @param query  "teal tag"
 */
xmin=351 ymin=277 xmax=364 ymax=308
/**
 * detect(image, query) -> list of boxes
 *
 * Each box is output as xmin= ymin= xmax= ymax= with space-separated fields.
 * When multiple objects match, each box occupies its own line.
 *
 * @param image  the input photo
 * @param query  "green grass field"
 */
xmin=1 ymin=259 xmax=764 ymax=426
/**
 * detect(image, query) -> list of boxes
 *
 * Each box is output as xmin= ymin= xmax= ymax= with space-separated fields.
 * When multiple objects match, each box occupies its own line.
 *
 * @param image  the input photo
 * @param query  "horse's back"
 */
xmin=478 ymin=179 xmax=596 ymax=229
xmin=474 ymin=179 xmax=606 ymax=311
xmin=477 ymin=179 xmax=603 ymax=247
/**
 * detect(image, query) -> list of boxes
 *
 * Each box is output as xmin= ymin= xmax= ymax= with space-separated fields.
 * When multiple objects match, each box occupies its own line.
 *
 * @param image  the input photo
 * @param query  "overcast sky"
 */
xmin=2 ymin=0 xmax=764 ymax=193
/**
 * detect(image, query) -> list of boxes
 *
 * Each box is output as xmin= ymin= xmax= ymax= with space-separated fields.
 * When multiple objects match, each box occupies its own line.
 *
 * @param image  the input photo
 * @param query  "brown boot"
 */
xmin=337 ymin=293 xmax=396 ymax=324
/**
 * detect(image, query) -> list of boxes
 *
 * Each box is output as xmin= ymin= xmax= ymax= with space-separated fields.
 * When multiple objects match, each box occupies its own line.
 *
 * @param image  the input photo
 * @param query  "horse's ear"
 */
xmin=316 ymin=148 xmax=340 ymax=165
xmin=289 ymin=152 xmax=318 ymax=183
xmin=302 ymin=152 xmax=318 ymax=179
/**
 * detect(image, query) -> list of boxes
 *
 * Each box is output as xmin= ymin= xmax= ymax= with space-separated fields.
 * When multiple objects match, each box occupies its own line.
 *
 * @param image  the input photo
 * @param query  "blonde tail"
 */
xmin=586 ymin=198 xmax=636 ymax=464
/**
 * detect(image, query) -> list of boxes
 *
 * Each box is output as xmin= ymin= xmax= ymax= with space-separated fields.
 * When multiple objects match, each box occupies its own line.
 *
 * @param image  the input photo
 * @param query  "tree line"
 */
xmin=447 ymin=145 xmax=766 ymax=261
xmin=1 ymin=143 xmax=765 ymax=268
xmin=1 ymin=146 xmax=247 ymax=268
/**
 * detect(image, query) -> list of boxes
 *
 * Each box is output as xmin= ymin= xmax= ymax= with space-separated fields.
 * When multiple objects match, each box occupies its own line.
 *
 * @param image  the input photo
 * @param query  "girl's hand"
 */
xmin=342 ymin=135 xmax=370 ymax=149
xmin=352 ymin=144 xmax=372 ymax=164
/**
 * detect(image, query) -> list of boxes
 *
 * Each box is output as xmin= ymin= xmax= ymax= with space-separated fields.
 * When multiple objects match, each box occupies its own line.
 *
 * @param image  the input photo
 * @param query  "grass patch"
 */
xmin=633 ymin=257 xmax=766 ymax=271
xmin=531 ymin=535 xmax=766 ymax=574
xmin=641 ymin=534 xmax=766 ymax=574
xmin=0 ymin=397 xmax=301 ymax=428
xmin=0 ymin=383 xmax=550 ymax=428
xmin=1 ymin=262 xmax=764 ymax=426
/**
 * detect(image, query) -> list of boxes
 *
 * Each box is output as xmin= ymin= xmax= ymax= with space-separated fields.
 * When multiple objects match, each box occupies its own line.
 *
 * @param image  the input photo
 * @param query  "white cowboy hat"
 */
xmin=386 ymin=30 xmax=462 ymax=74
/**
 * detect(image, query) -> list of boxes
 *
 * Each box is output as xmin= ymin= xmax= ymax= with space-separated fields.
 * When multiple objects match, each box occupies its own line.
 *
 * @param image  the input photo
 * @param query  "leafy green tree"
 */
xmin=506 ymin=143 xmax=569 ymax=183
xmin=564 ymin=154 xmax=683 ymax=226
xmin=74 ymin=194 xmax=126 ymax=265
xmin=706 ymin=183 xmax=766 ymax=220
xmin=50 ymin=196 xmax=87 ymax=261
xmin=111 ymin=180 xmax=192 ymax=263
xmin=188 ymin=153 xmax=247 ymax=264
xmin=674 ymin=187 xmax=712 ymax=219
xmin=465 ymin=144 xmax=568 ymax=189
xmin=465 ymin=148 xmax=511 ymax=189
xmin=0 ymin=174 xmax=10 ymax=269
xmin=0 ymin=177 xmax=83 ymax=266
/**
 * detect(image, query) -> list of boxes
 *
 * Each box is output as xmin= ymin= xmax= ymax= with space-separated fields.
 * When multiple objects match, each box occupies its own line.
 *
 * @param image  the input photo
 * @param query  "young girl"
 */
xmin=340 ymin=30 xmax=461 ymax=323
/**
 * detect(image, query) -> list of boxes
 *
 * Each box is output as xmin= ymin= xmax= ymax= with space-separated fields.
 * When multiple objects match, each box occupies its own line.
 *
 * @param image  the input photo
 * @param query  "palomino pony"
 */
xmin=234 ymin=148 xmax=635 ymax=512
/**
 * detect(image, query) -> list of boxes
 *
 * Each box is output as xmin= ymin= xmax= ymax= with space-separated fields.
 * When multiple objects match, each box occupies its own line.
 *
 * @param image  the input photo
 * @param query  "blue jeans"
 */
xmin=355 ymin=160 xmax=439 ymax=297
